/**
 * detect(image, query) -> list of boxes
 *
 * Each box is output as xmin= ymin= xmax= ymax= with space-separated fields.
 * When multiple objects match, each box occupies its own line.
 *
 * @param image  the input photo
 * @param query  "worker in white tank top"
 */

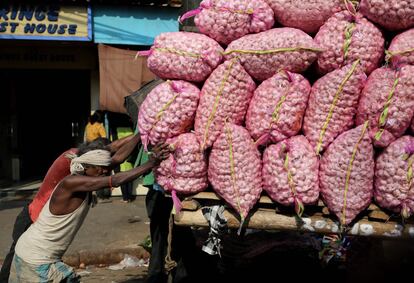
xmin=9 ymin=145 xmax=170 ymax=283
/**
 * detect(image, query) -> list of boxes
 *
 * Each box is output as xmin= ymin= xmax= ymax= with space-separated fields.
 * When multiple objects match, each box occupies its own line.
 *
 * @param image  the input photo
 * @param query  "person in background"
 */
xmin=117 ymin=126 xmax=137 ymax=203
xmin=9 ymin=144 xmax=170 ymax=282
xmin=84 ymin=111 xmax=106 ymax=143
xmin=0 ymin=134 xmax=141 ymax=282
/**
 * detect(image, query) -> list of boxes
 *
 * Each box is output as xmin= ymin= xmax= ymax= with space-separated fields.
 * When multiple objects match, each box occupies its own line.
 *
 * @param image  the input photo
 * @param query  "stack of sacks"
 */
xmin=264 ymin=0 xmax=350 ymax=34
xmin=181 ymin=0 xmax=275 ymax=45
xmin=141 ymin=32 xmax=223 ymax=82
xmin=208 ymin=123 xmax=262 ymax=221
xmin=132 ymin=0 xmax=414 ymax=225
xmin=155 ymin=133 xmax=208 ymax=195
xmin=314 ymin=11 xmax=384 ymax=75
xmin=356 ymin=65 xmax=414 ymax=148
xmin=223 ymin=28 xmax=321 ymax=81
xmin=319 ymin=123 xmax=375 ymax=226
xmin=375 ymin=136 xmax=414 ymax=219
xmin=303 ymin=61 xmax=366 ymax=155
xmin=194 ymin=59 xmax=256 ymax=150
xmin=138 ymin=80 xmax=200 ymax=150
xmin=262 ymin=135 xmax=319 ymax=217
xmin=360 ymin=0 xmax=414 ymax=31
xmin=386 ymin=29 xmax=414 ymax=68
xmin=246 ymin=71 xmax=311 ymax=145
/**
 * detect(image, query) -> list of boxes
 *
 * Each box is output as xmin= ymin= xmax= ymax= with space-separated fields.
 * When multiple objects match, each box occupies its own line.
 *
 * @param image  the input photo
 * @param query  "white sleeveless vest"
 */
xmin=15 ymin=188 xmax=90 ymax=265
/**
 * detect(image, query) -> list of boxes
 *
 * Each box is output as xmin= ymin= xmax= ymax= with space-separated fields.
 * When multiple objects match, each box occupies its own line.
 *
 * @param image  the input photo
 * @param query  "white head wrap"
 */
xmin=70 ymin=149 xmax=112 ymax=175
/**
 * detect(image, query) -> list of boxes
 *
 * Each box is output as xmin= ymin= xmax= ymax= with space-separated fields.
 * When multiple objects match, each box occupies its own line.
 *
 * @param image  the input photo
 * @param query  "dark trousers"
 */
xmin=145 ymin=189 xmax=199 ymax=283
xmin=0 ymin=205 xmax=33 ymax=283
xmin=121 ymin=182 xmax=134 ymax=201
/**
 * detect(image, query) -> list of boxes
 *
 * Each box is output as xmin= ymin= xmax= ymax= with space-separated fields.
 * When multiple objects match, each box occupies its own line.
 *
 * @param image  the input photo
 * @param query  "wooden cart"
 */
xmin=174 ymin=191 xmax=414 ymax=239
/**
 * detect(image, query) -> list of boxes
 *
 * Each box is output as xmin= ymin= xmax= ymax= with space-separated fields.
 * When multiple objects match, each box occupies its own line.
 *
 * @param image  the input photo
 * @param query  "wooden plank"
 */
xmin=188 ymin=192 xmax=381 ymax=211
xmin=181 ymin=199 xmax=200 ymax=211
xmin=174 ymin=208 xmax=414 ymax=239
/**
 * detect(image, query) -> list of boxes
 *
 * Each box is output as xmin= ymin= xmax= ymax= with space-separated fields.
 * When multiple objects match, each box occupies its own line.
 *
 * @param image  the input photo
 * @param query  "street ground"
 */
xmin=1 ymin=193 xmax=414 ymax=283
xmin=0 ymin=194 xmax=151 ymax=282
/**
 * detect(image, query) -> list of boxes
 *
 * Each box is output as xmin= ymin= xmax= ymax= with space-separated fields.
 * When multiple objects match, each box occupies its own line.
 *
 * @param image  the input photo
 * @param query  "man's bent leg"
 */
xmin=0 ymin=205 xmax=32 ymax=282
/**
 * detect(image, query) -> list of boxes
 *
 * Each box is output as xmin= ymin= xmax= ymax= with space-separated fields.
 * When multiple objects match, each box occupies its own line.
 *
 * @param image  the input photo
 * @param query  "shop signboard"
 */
xmin=0 ymin=4 xmax=92 ymax=41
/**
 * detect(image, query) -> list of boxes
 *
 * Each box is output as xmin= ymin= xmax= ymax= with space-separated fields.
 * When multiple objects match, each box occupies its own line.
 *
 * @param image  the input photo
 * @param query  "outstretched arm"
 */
xmin=67 ymin=144 xmax=170 ymax=193
xmin=109 ymin=133 xmax=141 ymax=166
xmin=107 ymin=133 xmax=139 ymax=154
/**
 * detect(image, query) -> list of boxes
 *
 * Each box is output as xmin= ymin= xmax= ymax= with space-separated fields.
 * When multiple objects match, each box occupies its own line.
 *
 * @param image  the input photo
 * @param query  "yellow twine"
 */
xmin=343 ymin=0 xmax=359 ymax=16
xmin=385 ymin=48 xmax=414 ymax=62
xmin=155 ymin=47 xmax=202 ymax=58
xmin=283 ymin=153 xmax=297 ymax=197
xmin=341 ymin=121 xmax=369 ymax=226
xmin=374 ymin=77 xmax=400 ymax=141
xmin=202 ymin=59 xmax=236 ymax=149
xmin=225 ymin=122 xmax=243 ymax=220
xmin=222 ymin=46 xmax=322 ymax=56
xmin=315 ymin=59 xmax=360 ymax=155
xmin=211 ymin=6 xmax=254 ymax=15
xmin=264 ymin=71 xmax=292 ymax=137
xmin=343 ymin=23 xmax=356 ymax=61
xmin=407 ymin=155 xmax=414 ymax=186
xmin=150 ymin=81 xmax=179 ymax=131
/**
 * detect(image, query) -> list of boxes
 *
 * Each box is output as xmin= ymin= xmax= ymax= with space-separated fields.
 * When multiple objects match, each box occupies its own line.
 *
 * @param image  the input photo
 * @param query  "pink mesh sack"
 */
xmin=138 ymin=80 xmax=200 ymax=150
xmin=314 ymin=11 xmax=384 ymax=75
xmin=208 ymin=123 xmax=262 ymax=221
xmin=319 ymin=122 xmax=374 ymax=226
xmin=360 ymin=0 xmax=414 ymax=31
xmin=386 ymin=28 xmax=414 ymax=69
xmin=223 ymin=28 xmax=321 ymax=81
xmin=194 ymin=59 xmax=256 ymax=150
xmin=139 ymin=32 xmax=223 ymax=82
xmin=264 ymin=0 xmax=349 ymax=34
xmin=375 ymin=136 xmax=414 ymax=219
xmin=246 ymin=71 xmax=311 ymax=145
xmin=155 ymin=133 xmax=208 ymax=195
xmin=262 ymin=135 xmax=319 ymax=217
xmin=180 ymin=0 xmax=274 ymax=45
xmin=356 ymin=65 xmax=414 ymax=148
xmin=303 ymin=61 xmax=367 ymax=155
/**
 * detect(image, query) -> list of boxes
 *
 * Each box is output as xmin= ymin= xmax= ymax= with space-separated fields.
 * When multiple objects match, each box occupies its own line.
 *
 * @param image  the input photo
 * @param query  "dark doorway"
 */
xmin=0 ymin=69 xmax=90 ymax=183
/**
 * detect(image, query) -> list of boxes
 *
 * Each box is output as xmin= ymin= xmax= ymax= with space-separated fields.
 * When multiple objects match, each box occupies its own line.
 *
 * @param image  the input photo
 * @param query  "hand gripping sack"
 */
xmin=264 ymin=0 xmax=351 ymax=34
xmin=208 ymin=123 xmax=262 ymax=221
xmin=223 ymin=28 xmax=321 ymax=81
xmin=140 ymin=32 xmax=223 ymax=82
xmin=360 ymin=0 xmax=414 ymax=31
xmin=246 ymin=71 xmax=311 ymax=145
xmin=319 ymin=122 xmax=374 ymax=226
xmin=356 ymin=65 xmax=414 ymax=148
xmin=375 ymin=136 xmax=414 ymax=219
xmin=194 ymin=59 xmax=256 ymax=150
xmin=138 ymin=80 xmax=200 ymax=150
xmin=262 ymin=135 xmax=319 ymax=217
xmin=303 ymin=61 xmax=366 ymax=155
xmin=180 ymin=0 xmax=274 ymax=45
xmin=314 ymin=11 xmax=384 ymax=75
xmin=386 ymin=28 xmax=414 ymax=69
xmin=155 ymin=133 xmax=208 ymax=195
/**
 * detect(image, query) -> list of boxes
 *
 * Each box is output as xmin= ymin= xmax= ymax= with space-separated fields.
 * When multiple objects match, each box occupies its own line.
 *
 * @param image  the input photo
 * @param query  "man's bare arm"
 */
xmin=66 ymin=159 xmax=158 ymax=193
xmin=107 ymin=133 xmax=138 ymax=154
xmin=110 ymin=134 xmax=141 ymax=166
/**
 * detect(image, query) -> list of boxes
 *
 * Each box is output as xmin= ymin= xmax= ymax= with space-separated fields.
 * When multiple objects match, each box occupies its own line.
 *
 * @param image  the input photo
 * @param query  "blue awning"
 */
xmin=93 ymin=6 xmax=179 ymax=46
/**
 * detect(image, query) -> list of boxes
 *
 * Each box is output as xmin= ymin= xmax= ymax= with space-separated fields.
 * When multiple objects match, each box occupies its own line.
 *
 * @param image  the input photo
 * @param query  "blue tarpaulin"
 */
xmin=93 ymin=6 xmax=179 ymax=46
